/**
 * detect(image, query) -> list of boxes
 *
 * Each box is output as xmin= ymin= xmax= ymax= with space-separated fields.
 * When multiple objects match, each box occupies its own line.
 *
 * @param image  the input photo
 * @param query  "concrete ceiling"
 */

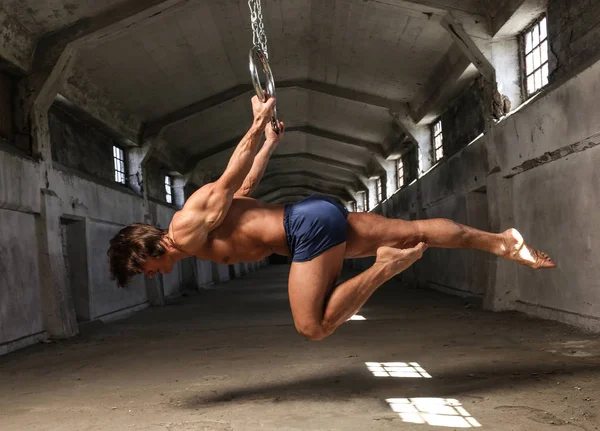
xmin=0 ymin=0 xmax=540 ymax=204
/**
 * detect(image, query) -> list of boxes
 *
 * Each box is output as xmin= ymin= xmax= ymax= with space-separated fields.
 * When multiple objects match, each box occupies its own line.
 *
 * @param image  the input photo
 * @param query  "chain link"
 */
xmin=248 ymin=0 xmax=269 ymax=58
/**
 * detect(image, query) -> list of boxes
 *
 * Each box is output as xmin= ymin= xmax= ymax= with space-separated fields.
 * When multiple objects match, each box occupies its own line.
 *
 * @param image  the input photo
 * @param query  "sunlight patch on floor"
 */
xmin=365 ymin=362 xmax=432 ymax=378
xmin=386 ymin=398 xmax=482 ymax=428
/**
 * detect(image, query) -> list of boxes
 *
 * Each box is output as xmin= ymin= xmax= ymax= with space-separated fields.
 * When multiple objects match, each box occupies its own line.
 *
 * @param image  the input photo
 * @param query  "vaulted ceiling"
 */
xmin=0 ymin=0 xmax=543 ymax=204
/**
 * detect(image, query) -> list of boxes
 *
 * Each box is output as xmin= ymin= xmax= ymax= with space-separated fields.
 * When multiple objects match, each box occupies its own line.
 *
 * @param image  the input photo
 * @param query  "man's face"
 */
xmin=141 ymin=255 xmax=174 ymax=279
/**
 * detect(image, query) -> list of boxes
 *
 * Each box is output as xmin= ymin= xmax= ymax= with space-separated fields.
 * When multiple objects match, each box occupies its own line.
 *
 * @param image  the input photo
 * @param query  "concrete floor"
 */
xmin=1 ymin=265 xmax=600 ymax=431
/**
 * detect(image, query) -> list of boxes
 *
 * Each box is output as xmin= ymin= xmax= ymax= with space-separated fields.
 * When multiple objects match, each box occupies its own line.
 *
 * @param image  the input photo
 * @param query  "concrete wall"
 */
xmin=0 ymin=148 xmax=45 ymax=355
xmin=0 ymin=73 xmax=11 ymax=140
xmin=86 ymin=220 xmax=148 ymax=320
xmin=351 ymin=134 xmax=490 ymax=299
xmin=49 ymin=105 xmax=116 ymax=183
xmin=146 ymin=157 xmax=173 ymax=203
xmin=0 ymin=112 xmax=268 ymax=356
xmin=440 ymin=77 xmax=486 ymax=159
xmin=0 ymin=207 xmax=44 ymax=352
xmin=350 ymin=55 xmax=600 ymax=332
xmin=548 ymin=0 xmax=600 ymax=81
xmin=487 ymin=56 xmax=600 ymax=330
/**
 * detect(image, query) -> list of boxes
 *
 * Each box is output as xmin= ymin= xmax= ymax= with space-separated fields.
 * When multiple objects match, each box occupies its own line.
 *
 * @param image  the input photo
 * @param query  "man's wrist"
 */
xmin=263 ymin=139 xmax=279 ymax=152
xmin=251 ymin=117 xmax=269 ymax=131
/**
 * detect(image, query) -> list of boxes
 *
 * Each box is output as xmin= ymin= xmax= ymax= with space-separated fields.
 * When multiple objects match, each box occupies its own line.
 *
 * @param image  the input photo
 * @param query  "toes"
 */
xmin=414 ymin=242 xmax=428 ymax=256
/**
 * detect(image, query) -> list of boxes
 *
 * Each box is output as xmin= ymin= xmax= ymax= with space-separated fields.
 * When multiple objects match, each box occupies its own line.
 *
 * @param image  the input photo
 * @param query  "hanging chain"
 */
xmin=248 ymin=0 xmax=269 ymax=59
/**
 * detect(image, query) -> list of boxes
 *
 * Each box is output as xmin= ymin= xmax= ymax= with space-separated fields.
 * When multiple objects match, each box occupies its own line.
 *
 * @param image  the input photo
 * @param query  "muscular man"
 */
xmin=108 ymin=96 xmax=555 ymax=341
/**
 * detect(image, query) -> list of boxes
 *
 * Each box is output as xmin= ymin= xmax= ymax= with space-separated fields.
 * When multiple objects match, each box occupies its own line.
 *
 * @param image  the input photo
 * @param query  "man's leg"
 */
xmin=346 ymin=213 xmax=555 ymax=269
xmin=288 ymin=242 xmax=427 ymax=341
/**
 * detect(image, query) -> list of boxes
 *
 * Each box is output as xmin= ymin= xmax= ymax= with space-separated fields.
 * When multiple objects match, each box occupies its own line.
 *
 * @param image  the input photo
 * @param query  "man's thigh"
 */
xmin=288 ymin=243 xmax=346 ymax=331
xmin=345 ymin=213 xmax=421 ymax=258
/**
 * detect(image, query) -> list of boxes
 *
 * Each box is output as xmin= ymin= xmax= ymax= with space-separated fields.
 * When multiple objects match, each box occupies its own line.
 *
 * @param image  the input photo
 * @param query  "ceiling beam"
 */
xmin=142 ymin=80 xmax=414 ymax=140
xmin=272 ymin=195 xmax=312 ymax=205
xmin=298 ymin=125 xmax=385 ymax=157
xmin=256 ymin=184 xmax=352 ymax=201
xmin=491 ymin=0 xmax=548 ymax=37
xmin=386 ymin=0 xmax=485 ymax=15
xmin=260 ymin=171 xmax=367 ymax=193
xmin=410 ymin=43 xmax=474 ymax=123
xmin=440 ymin=14 xmax=495 ymax=83
xmin=184 ymin=126 xmax=385 ymax=174
xmin=254 ymin=177 xmax=355 ymax=200
xmin=17 ymin=0 xmax=188 ymax=141
xmin=270 ymin=153 xmax=371 ymax=178
xmin=58 ymin=71 xmax=142 ymax=144
xmin=257 ymin=185 xmax=352 ymax=203
xmin=0 ymin=11 xmax=35 ymax=74
xmin=263 ymin=163 xmax=369 ymax=192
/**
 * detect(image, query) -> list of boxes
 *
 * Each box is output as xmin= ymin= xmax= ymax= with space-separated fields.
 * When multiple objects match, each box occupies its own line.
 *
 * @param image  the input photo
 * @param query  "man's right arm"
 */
xmin=235 ymin=121 xmax=285 ymax=197
xmin=172 ymin=96 xmax=275 ymax=243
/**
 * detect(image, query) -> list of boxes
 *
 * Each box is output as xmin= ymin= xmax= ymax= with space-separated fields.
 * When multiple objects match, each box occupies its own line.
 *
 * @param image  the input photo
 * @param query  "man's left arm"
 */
xmin=235 ymin=121 xmax=285 ymax=197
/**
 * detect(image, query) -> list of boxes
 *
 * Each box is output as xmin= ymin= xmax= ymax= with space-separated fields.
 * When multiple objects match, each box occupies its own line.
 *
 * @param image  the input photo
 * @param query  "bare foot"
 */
xmin=501 ymin=228 xmax=556 ymax=269
xmin=376 ymin=243 xmax=428 ymax=276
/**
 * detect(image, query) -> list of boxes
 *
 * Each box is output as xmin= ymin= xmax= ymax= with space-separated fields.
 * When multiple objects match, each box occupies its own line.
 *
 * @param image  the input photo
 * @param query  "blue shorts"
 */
xmin=283 ymin=195 xmax=349 ymax=262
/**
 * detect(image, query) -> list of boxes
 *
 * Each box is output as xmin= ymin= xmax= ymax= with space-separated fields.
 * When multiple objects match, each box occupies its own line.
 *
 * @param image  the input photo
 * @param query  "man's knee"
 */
xmin=295 ymin=321 xmax=328 ymax=341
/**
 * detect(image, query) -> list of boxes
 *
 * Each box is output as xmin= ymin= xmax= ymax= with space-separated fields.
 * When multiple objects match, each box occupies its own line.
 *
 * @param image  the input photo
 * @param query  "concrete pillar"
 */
xmin=382 ymin=159 xmax=397 ymax=200
xmin=173 ymin=175 xmax=189 ymax=208
xmin=30 ymin=106 xmax=78 ymax=339
xmin=128 ymin=143 xmax=153 ymax=196
xmin=413 ymin=127 xmax=434 ymax=176
xmin=483 ymin=121 xmax=518 ymax=311
xmin=483 ymin=172 xmax=518 ymax=311
xmin=492 ymin=38 xmax=522 ymax=112
xmin=368 ymin=179 xmax=378 ymax=211
xmin=145 ymin=277 xmax=165 ymax=306
xmin=217 ymin=264 xmax=230 ymax=282
xmin=36 ymin=189 xmax=78 ymax=338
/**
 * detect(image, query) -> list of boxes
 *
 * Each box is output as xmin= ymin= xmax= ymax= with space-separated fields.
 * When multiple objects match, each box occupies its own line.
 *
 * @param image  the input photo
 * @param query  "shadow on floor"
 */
xmin=179 ymin=359 xmax=600 ymax=407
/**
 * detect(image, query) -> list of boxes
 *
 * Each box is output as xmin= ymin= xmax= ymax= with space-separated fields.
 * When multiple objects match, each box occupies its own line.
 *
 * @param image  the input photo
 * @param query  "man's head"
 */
xmin=108 ymin=223 xmax=175 ymax=287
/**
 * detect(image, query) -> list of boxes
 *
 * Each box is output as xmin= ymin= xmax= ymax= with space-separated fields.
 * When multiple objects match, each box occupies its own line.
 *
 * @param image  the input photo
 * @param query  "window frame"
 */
xmin=375 ymin=177 xmax=383 ymax=203
xmin=165 ymin=174 xmax=174 ymax=205
xmin=113 ymin=145 xmax=126 ymax=185
xmin=432 ymin=119 xmax=443 ymax=163
xmin=396 ymin=158 xmax=405 ymax=189
xmin=351 ymin=201 xmax=358 ymax=212
xmin=519 ymin=14 xmax=549 ymax=99
xmin=362 ymin=191 xmax=369 ymax=212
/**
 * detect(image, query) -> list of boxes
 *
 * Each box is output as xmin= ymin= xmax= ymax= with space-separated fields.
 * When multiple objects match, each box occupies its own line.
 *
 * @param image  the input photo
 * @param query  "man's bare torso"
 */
xmin=169 ymin=197 xmax=289 ymax=264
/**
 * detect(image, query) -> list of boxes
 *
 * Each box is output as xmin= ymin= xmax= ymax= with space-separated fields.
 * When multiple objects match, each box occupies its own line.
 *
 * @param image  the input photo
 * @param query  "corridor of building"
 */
xmin=2 ymin=0 xmax=600 ymax=429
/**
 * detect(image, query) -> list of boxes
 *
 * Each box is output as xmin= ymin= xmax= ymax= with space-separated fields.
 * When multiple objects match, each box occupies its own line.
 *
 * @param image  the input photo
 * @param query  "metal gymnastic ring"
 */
xmin=249 ymin=46 xmax=280 ymax=134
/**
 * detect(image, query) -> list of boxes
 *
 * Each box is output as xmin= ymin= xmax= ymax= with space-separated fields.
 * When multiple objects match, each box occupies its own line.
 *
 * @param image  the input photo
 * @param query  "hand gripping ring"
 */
xmin=249 ymin=46 xmax=280 ymax=134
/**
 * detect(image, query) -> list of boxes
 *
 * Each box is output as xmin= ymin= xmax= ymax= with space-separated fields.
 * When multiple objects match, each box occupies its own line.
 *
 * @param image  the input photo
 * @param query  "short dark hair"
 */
xmin=108 ymin=223 xmax=168 ymax=287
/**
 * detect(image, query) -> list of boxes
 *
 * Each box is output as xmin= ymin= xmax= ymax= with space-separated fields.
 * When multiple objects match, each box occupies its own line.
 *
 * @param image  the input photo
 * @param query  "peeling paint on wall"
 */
xmin=509 ymin=132 xmax=600 ymax=177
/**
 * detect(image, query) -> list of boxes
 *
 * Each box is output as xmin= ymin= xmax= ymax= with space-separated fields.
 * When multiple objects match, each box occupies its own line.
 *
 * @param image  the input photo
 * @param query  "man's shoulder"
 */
xmin=168 ymin=209 xmax=208 ymax=251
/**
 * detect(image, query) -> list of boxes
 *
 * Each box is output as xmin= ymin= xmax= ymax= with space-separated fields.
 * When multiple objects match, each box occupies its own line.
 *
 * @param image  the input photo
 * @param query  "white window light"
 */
xmin=375 ymin=177 xmax=383 ymax=203
xmin=165 ymin=175 xmax=173 ymax=204
xmin=523 ymin=16 xmax=549 ymax=96
xmin=433 ymin=120 xmax=443 ymax=163
xmin=113 ymin=146 xmax=126 ymax=184
xmin=396 ymin=158 xmax=405 ymax=189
